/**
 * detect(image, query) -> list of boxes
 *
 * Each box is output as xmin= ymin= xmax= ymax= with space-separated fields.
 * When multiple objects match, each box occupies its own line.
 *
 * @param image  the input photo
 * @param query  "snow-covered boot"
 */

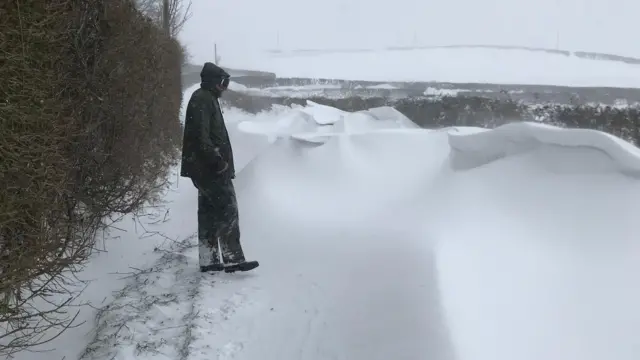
xmin=223 ymin=260 xmax=259 ymax=273
xmin=200 ymin=263 xmax=225 ymax=273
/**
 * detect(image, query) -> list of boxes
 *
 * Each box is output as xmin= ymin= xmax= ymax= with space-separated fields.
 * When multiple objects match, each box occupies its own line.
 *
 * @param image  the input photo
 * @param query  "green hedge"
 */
xmin=0 ymin=0 xmax=183 ymax=354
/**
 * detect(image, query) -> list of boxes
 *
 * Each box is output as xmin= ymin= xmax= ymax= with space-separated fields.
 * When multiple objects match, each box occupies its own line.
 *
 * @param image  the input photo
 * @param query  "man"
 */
xmin=180 ymin=62 xmax=259 ymax=273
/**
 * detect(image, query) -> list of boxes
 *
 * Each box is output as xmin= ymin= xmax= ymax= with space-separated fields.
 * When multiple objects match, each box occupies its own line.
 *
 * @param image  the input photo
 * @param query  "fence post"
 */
xmin=162 ymin=0 xmax=170 ymax=35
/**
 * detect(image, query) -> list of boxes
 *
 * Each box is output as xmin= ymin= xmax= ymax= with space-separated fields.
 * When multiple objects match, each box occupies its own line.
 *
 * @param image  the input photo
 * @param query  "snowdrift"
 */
xmin=448 ymin=122 xmax=640 ymax=176
xmin=234 ymin=102 xmax=640 ymax=360
xmin=238 ymin=100 xmax=640 ymax=179
xmin=20 ymin=92 xmax=640 ymax=360
xmin=237 ymin=100 xmax=420 ymax=144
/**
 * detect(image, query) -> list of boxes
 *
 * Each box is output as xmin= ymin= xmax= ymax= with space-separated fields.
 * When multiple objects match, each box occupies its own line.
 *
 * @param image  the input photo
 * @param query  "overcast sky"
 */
xmin=178 ymin=0 xmax=638 ymax=68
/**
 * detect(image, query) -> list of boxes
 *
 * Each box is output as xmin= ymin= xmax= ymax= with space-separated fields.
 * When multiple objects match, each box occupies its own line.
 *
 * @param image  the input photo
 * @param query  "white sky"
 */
xmin=178 ymin=0 xmax=638 ymax=68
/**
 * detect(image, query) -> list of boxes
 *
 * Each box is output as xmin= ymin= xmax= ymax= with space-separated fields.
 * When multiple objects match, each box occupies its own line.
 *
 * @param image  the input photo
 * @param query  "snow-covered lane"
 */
xmin=194 ymin=219 xmax=454 ymax=360
xmin=215 ymin=143 xmax=456 ymax=359
xmin=20 ymin=82 xmax=640 ymax=360
xmin=181 ymin=125 xmax=458 ymax=359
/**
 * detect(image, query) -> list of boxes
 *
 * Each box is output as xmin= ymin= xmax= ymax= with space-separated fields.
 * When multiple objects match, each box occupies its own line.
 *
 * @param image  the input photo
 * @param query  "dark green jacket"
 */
xmin=180 ymin=87 xmax=235 ymax=185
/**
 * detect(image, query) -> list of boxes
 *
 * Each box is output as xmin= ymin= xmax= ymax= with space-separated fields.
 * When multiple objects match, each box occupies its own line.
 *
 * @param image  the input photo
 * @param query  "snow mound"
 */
xmin=237 ymin=102 xmax=640 ymax=180
xmin=19 ymin=97 xmax=640 ymax=360
xmin=449 ymin=121 xmax=640 ymax=176
xmin=228 ymin=81 xmax=250 ymax=92
xmin=234 ymin=103 xmax=640 ymax=360
xmin=329 ymin=107 xmax=420 ymax=134
xmin=299 ymin=100 xmax=346 ymax=125
xmin=237 ymin=101 xmax=352 ymax=139
xmin=237 ymin=101 xmax=419 ymax=145
xmin=228 ymin=81 xmax=271 ymax=97
xmin=237 ymin=108 xmax=317 ymax=138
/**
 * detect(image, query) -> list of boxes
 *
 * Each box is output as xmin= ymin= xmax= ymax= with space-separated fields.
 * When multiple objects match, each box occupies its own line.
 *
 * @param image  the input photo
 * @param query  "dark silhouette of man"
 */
xmin=180 ymin=62 xmax=258 ymax=273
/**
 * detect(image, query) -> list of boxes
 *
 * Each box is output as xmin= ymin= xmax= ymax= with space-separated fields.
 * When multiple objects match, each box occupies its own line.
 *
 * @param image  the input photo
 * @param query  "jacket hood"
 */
xmin=200 ymin=62 xmax=230 ymax=82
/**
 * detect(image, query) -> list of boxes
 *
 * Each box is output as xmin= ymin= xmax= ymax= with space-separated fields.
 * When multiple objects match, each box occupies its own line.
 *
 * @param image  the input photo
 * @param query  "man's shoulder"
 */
xmin=189 ymin=88 xmax=213 ymax=105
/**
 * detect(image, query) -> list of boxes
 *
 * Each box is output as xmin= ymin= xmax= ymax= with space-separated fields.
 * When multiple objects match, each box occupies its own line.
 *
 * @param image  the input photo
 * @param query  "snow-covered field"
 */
xmin=228 ymin=81 xmax=502 ymax=99
xmin=233 ymin=47 xmax=640 ymax=88
xmin=13 ymin=83 xmax=640 ymax=360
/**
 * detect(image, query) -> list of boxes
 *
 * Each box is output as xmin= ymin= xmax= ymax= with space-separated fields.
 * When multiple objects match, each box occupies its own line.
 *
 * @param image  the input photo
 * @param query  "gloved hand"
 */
xmin=213 ymin=146 xmax=228 ymax=174
xmin=217 ymin=161 xmax=229 ymax=174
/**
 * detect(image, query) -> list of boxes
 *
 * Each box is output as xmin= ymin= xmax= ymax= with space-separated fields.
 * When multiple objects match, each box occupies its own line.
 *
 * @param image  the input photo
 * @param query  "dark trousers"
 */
xmin=193 ymin=179 xmax=245 ymax=266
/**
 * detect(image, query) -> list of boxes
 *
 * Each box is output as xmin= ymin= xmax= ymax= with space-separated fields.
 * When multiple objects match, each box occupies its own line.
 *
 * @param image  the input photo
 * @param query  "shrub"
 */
xmin=0 ymin=0 xmax=183 ymax=355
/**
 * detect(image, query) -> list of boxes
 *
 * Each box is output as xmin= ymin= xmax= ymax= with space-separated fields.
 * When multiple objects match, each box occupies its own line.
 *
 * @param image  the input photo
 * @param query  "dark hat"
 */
xmin=200 ymin=62 xmax=230 ymax=81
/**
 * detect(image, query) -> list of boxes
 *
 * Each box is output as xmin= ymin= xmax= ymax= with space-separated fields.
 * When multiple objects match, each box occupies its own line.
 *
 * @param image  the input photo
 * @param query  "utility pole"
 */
xmin=162 ymin=0 xmax=170 ymax=35
xmin=555 ymin=0 xmax=560 ymax=49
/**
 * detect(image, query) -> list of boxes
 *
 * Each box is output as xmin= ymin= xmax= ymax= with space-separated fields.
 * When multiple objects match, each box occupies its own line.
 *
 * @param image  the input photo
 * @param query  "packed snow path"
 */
xmin=75 ymin=101 xmax=640 ymax=360
xmin=78 ymin=108 xmax=457 ymax=360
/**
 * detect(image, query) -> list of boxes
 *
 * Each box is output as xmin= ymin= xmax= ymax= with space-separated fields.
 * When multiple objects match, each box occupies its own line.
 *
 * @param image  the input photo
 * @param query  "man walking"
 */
xmin=180 ymin=62 xmax=259 ymax=273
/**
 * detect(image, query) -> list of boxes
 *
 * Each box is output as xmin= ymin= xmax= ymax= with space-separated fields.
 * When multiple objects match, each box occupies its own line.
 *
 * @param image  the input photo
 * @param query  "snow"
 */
xmin=424 ymin=87 xmax=464 ymax=96
xmin=13 ymin=84 xmax=640 ymax=360
xmin=366 ymin=83 xmax=397 ymax=89
xmin=251 ymin=47 xmax=640 ymax=88
xmin=5 ymin=188 xmax=184 ymax=360
xmin=227 ymin=81 xmax=520 ymax=100
xmin=448 ymin=122 xmax=640 ymax=176
xmin=237 ymin=101 xmax=420 ymax=142
xmin=228 ymin=81 xmax=348 ymax=99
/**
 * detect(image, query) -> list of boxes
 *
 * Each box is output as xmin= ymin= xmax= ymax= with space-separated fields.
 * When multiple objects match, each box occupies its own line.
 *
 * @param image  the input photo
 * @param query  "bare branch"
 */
xmin=135 ymin=0 xmax=193 ymax=37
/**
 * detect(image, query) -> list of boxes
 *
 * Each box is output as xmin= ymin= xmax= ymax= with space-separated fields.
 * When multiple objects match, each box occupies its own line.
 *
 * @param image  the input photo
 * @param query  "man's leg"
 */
xmin=197 ymin=186 xmax=223 ymax=271
xmin=217 ymin=181 xmax=246 ymax=264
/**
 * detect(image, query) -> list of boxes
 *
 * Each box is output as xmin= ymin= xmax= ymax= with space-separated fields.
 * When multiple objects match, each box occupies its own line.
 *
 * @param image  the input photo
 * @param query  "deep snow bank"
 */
xmin=448 ymin=121 xmax=640 ymax=176
xmin=21 ymin=96 xmax=640 ymax=360
xmin=239 ymin=101 xmax=640 ymax=180
xmin=232 ymin=128 xmax=457 ymax=360
xmin=237 ymin=100 xmax=419 ymax=145
xmin=237 ymin=102 xmax=640 ymax=360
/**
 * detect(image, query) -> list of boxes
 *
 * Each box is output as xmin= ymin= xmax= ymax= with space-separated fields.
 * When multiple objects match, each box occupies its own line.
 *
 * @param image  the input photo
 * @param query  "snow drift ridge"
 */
xmin=239 ymin=100 xmax=640 ymax=178
xmin=237 ymin=102 xmax=640 ymax=181
xmin=232 ymin=103 xmax=640 ymax=360
xmin=448 ymin=122 xmax=640 ymax=176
